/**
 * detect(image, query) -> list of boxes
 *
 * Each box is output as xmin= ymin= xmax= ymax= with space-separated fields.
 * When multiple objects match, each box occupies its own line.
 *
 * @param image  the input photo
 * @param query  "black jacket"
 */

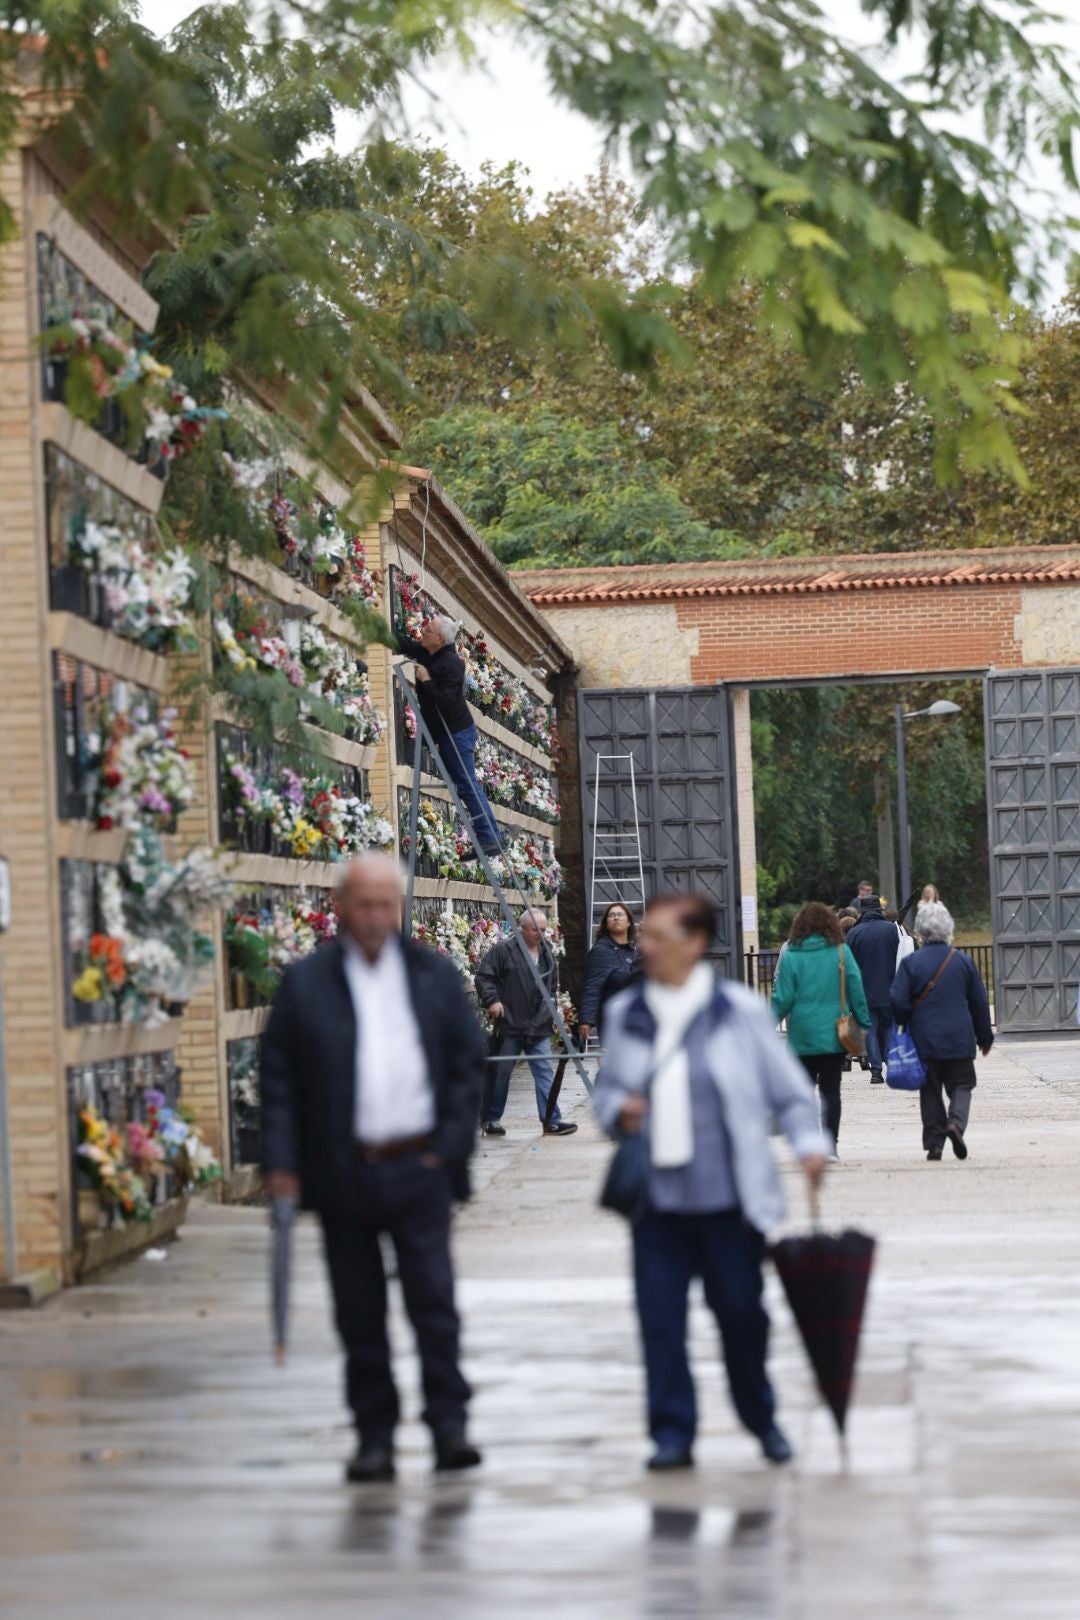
xmin=260 ymin=937 xmax=486 ymax=1205
xmin=891 ymin=943 xmax=993 ymax=1061
xmin=847 ymin=913 xmax=902 ymax=1008
xmin=578 ymin=935 xmax=638 ymax=1033
xmin=473 ymin=934 xmax=558 ymax=1045
xmin=397 ymin=633 xmax=473 ymax=739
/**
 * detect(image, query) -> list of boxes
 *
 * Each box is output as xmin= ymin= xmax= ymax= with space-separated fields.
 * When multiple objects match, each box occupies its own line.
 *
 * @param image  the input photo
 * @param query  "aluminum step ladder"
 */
xmin=586 ymin=751 xmax=647 ymax=940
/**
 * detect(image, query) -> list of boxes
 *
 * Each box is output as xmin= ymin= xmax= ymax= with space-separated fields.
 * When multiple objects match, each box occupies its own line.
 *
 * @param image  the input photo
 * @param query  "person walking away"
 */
xmin=261 ymin=854 xmax=487 ymax=1483
xmin=891 ymin=901 xmax=993 ymax=1161
xmin=578 ymin=901 xmax=639 ymax=1047
xmin=397 ymin=614 xmax=501 ymax=856
xmin=770 ymin=902 xmax=870 ymax=1157
xmin=847 ymin=899 xmax=903 ymax=1083
xmin=475 ymin=907 xmax=577 ymax=1137
xmin=594 ymin=893 xmax=828 ymax=1472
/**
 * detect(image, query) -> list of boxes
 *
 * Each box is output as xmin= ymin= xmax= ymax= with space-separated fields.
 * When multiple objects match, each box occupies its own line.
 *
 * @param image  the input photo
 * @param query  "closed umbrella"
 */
xmin=270 ymin=1194 xmax=295 ymax=1367
xmin=769 ymin=1198 xmax=875 ymax=1460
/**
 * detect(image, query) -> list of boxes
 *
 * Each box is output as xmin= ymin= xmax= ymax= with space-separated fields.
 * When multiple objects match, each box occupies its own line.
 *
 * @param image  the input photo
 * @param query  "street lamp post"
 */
xmin=895 ymin=699 xmax=961 ymax=911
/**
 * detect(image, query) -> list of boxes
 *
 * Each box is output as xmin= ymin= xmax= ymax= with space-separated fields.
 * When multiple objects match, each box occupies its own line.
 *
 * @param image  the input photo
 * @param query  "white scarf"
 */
xmin=643 ymin=963 xmax=716 ymax=1169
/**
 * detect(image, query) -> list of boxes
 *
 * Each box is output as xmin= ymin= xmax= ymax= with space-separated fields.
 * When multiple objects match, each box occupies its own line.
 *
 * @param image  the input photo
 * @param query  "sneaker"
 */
xmin=927 ymin=1145 xmax=943 ymax=1161
xmin=870 ymin=1071 xmax=885 ymax=1085
xmin=544 ymin=1120 xmax=578 ymax=1136
xmin=761 ymin=1424 xmax=794 ymax=1466
xmin=482 ymin=1121 xmax=506 ymax=1137
xmin=947 ymin=1123 xmax=968 ymax=1161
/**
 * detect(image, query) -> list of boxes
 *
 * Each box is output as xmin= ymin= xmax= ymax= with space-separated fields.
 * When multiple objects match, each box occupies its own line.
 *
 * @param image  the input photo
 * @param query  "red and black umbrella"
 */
xmin=770 ymin=1208 xmax=876 ymax=1449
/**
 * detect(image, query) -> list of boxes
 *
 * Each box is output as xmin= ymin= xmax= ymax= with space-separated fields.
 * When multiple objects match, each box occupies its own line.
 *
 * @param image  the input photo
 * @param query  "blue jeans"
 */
xmin=486 ymin=1035 xmax=561 ymax=1125
xmin=438 ymin=723 xmax=501 ymax=851
xmin=864 ymin=1004 xmax=894 ymax=1075
xmin=633 ymin=1208 xmax=774 ymax=1449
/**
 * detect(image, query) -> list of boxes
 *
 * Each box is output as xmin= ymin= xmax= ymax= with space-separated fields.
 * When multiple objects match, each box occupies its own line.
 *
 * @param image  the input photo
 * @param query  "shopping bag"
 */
xmin=884 ymin=1027 xmax=926 ymax=1089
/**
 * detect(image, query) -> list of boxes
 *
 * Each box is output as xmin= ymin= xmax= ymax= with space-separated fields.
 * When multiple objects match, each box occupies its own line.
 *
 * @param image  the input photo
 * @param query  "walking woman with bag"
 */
xmin=891 ymin=901 xmax=993 ymax=1161
xmin=593 ymin=893 xmax=827 ymax=1472
xmin=771 ymin=903 xmax=872 ymax=1158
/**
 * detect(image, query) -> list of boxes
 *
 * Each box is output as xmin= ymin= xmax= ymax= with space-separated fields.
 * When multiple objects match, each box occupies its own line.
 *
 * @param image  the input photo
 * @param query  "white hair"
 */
xmin=915 ymin=901 xmax=954 ymax=945
xmin=430 ymin=613 xmax=461 ymax=646
xmin=519 ymin=907 xmax=547 ymax=927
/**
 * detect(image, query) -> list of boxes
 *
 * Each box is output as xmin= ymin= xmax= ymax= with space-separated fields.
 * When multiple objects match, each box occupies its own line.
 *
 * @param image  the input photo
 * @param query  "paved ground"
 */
xmin=3 ymin=1035 xmax=1080 ymax=1619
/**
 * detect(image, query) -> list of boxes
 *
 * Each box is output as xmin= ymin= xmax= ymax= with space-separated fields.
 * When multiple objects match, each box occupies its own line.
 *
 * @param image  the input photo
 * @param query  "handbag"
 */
xmin=598 ymin=1007 xmax=702 ymax=1224
xmin=886 ymin=947 xmax=957 ymax=1091
xmin=836 ymin=948 xmax=867 ymax=1057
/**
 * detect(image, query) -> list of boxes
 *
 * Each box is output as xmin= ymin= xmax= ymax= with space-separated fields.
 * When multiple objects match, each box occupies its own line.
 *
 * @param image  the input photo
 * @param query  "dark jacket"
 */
xmin=847 ymin=913 xmax=902 ymax=1008
xmin=260 ymin=937 xmax=486 ymax=1205
xmin=891 ymin=943 xmax=993 ymax=1062
xmin=474 ymin=933 xmax=558 ymax=1045
xmin=397 ymin=633 xmax=472 ymax=739
xmin=578 ymin=935 xmax=638 ymax=1034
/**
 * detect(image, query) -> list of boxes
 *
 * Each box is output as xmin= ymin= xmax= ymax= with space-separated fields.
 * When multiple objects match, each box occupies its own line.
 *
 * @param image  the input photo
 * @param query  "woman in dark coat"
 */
xmin=578 ymin=901 xmax=639 ymax=1045
xmin=891 ymin=901 xmax=993 ymax=1162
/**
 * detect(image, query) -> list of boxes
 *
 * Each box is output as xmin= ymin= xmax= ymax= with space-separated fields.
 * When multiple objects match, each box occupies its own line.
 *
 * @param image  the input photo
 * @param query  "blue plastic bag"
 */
xmin=885 ymin=1027 xmax=926 ymax=1090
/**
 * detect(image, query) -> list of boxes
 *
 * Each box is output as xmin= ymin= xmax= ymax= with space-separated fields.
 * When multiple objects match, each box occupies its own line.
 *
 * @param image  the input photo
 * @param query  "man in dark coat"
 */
xmin=474 ymin=907 xmax=577 ymax=1137
xmin=847 ymin=899 xmax=901 ymax=1083
xmin=891 ymin=900 xmax=993 ymax=1161
xmin=397 ymin=614 xmax=501 ymax=855
xmin=261 ymin=854 xmax=487 ymax=1483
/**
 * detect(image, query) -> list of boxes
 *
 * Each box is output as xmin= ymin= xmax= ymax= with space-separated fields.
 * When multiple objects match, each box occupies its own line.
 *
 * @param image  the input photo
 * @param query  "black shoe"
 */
xmin=927 ymin=1145 xmax=943 ymax=1161
xmin=761 ymin=1424 xmax=794 ymax=1466
xmin=479 ymin=844 xmax=502 ymax=859
xmin=482 ymin=1121 xmax=506 ymax=1137
xmin=842 ymin=1056 xmax=852 ymax=1072
xmin=434 ymin=1431 xmax=482 ymax=1472
xmin=647 ymin=1443 xmax=694 ymax=1472
xmin=947 ymin=1123 xmax=968 ymax=1160
xmin=858 ymin=1058 xmax=871 ymax=1071
xmin=544 ymin=1120 xmax=578 ymax=1136
xmin=870 ymin=1071 xmax=884 ymax=1085
xmin=345 ymin=1442 xmax=395 ymax=1483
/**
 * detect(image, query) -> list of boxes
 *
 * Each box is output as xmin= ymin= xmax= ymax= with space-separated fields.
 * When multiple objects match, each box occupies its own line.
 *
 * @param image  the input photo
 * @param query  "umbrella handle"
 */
xmin=808 ymin=1181 xmax=821 ymax=1231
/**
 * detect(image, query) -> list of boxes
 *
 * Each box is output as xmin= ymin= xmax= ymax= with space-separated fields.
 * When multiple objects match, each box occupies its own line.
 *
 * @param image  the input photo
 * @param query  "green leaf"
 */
xmin=787 ymin=220 xmax=849 ymax=259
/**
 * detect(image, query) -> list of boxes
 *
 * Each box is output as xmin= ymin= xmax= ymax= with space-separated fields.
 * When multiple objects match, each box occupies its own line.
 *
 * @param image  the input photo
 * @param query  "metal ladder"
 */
xmin=393 ymin=661 xmax=592 ymax=1101
xmin=586 ymin=751 xmax=647 ymax=940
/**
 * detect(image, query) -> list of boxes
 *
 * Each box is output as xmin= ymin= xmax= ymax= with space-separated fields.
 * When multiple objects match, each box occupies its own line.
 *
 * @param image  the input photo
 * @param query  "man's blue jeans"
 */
xmin=438 ymin=723 xmax=501 ymax=852
xmin=864 ymin=1004 xmax=894 ymax=1076
xmin=486 ymin=1035 xmax=561 ymax=1125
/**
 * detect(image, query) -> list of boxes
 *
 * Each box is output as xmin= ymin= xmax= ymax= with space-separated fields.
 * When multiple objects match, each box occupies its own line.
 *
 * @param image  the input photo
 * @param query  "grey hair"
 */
xmin=915 ymin=901 xmax=954 ymax=945
xmin=430 ymin=613 xmax=461 ymax=646
xmin=334 ymin=852 xmax=404 ymax=895
xmin=519 ymin=906 xmax=547 ymax=927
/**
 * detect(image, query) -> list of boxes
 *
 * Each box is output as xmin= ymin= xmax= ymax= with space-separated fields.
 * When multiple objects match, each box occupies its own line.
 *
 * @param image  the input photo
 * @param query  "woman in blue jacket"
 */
xmin=578 ymin=901 xmax=639 ymax=1046
xmin=891 ymin=901 xmax=993 ymax=1162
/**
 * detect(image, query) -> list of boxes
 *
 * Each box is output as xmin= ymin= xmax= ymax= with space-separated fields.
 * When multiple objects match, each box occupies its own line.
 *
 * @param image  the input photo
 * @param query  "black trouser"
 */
xmin=800 ymin=1053 xmax=844 ymax=1146
xmin=319 ymin=1153 xmax=470 ymax=1446
xmin=920 ymin=1057 xmax=976 ymax=1151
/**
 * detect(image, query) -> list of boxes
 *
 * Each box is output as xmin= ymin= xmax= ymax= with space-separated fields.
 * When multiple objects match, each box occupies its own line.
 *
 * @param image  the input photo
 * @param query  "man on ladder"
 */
xmin=397 ymin=615 xmax=501 ymax=856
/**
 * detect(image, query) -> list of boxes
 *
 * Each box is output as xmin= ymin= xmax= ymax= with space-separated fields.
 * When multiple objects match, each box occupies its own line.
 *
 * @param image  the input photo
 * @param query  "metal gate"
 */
xmin=577 ymin=686 xmax=742 ymax=977
xmin=986 ymin=668 xmax=1080 ymax=1032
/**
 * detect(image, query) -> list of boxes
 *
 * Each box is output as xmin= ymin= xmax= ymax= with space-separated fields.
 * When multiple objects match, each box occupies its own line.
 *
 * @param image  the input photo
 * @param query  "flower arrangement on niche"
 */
xmin=68 ymin=517 xmax=198 ymax=653
xmin=86 ymin=705 xmax=194 ymax=832
xmin=222 ymin=745 xmax=394 ymax=862
xmin=77 ymin=1092 xmax=220 ymax=1226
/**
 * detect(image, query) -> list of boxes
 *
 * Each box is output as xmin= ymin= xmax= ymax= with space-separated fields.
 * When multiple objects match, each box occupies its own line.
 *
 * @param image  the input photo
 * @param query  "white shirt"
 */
xmin=643 ymin=963 xmax=716 ymax=1168
xmin=341 ymin=934 xmax=435 ymax=1144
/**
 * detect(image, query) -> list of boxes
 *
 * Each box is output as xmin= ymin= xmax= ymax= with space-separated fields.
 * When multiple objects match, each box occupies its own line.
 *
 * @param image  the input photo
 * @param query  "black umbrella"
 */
xmin=770 ymin=1197 xmax=875 ymax=1455
xmin=270 ymin=1194 xmax=296 ymax=1367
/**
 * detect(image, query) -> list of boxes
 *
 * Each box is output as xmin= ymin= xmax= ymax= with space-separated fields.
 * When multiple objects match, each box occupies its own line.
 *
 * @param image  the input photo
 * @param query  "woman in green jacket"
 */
xmin=770 ymin=902 xmax=871 ymax=1155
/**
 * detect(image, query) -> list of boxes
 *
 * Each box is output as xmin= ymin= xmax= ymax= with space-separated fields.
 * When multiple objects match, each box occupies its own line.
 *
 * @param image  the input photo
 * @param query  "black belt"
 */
xmin=354 ymin=1133 xmax=434 ymax=1164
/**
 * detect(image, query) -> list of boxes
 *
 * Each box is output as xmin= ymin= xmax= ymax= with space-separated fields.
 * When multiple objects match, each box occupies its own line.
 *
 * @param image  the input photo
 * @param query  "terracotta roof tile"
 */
xmin=516 ymin=545 xmax=1080 ymax=607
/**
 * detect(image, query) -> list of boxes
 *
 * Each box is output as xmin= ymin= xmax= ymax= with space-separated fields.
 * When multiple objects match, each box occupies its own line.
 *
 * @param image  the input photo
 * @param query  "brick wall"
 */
xmin=676 ymin=584 xmax=1024 ymax=684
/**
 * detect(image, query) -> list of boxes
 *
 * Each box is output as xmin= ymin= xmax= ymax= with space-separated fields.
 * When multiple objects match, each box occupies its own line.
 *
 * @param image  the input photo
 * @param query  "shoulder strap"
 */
xmin=838 ymin=945 xmax=847 ymax=1016
xmin=913 ymin=947 xmax=957 ymax=1014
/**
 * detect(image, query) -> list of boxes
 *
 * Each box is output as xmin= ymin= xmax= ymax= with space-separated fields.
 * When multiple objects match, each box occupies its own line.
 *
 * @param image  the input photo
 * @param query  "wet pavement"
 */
xmin=2 ymin=1035 xmax=1080 ymax=1618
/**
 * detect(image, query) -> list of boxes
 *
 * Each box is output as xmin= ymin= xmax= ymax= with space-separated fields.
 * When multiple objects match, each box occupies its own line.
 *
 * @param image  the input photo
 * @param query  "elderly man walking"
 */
xmin=474 ymin=908 xmax=577 ymax=1137
xmin=397 ymin=615 xmax=501 ymax=856
xmin=261 ymin=855 xmax=487 ymax=1482
xmin=594 ymin=893 xmax=827 ymax=1471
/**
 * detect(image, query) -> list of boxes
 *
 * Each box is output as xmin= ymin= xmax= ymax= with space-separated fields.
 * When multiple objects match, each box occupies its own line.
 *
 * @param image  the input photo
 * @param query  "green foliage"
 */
xmin=752 ymin=680 xmax=988 ymax=943
xmin=409 ymin=404 xmax=741 ymax=567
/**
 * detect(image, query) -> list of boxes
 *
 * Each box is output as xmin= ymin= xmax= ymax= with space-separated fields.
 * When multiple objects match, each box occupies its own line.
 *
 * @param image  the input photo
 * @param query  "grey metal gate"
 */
xmin=577 ymin=686 xmax=742 ymax=977
xmin=986 ymin=669 xmax=1080 ymax=1032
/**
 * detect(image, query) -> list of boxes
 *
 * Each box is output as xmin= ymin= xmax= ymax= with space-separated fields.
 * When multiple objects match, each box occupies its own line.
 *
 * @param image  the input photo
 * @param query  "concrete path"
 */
xmin=2 ymin=1036 xmax=1080 ymax=1619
